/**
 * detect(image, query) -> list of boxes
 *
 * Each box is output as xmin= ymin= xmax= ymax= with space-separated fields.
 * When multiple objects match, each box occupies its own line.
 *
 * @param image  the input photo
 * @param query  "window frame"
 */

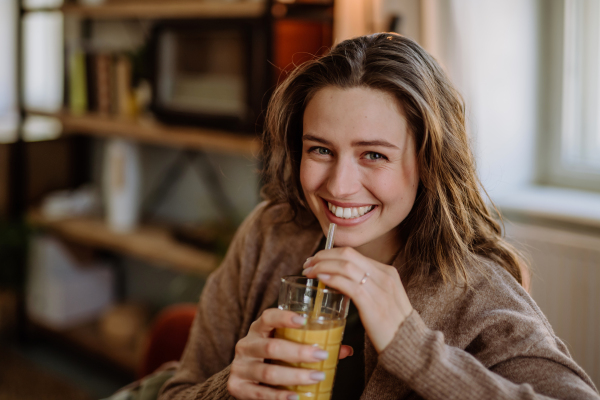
xmin=540 ymin=0 xmax=600 ymax=192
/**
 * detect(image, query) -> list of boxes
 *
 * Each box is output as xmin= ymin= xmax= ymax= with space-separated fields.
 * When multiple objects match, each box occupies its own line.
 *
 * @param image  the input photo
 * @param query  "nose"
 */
xmin=326 ymin=156 xmax=362 ymax=199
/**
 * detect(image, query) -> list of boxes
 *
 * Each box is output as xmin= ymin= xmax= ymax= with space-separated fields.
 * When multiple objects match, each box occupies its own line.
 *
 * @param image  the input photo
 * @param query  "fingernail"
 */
xmin=303 ymin=257 xmax=313 ymax=267
xmin=309 ymin=371 xmax=326 ymax=382
xmin=317 ymin=274 xmax=330 ymax=281
xmin=287 ymin=395 xmax=299 ymax=400
xmin=302 ymin=267 xmax=313 ymax=276
xmin=313 ymin=350 xmax=329 ymax=360
xmin=292 ymin=315 xmax=307 ymax=326
xmin=349 ymin=347 xmax=354 ymax=356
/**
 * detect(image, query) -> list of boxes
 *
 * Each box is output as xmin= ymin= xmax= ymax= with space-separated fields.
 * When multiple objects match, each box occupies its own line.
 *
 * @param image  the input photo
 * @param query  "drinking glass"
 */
xmin=274 ymin=275 xmax=350 ymax=400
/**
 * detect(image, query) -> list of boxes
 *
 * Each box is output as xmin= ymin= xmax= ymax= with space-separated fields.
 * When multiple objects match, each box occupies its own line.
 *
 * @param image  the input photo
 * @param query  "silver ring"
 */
xmin=360 ymin=272 xmax=370 ymax=285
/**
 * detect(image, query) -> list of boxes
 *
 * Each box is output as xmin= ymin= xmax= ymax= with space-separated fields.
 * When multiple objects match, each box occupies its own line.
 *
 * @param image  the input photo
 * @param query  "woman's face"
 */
xmin=300 ymin=86 xmax=419 ymax=263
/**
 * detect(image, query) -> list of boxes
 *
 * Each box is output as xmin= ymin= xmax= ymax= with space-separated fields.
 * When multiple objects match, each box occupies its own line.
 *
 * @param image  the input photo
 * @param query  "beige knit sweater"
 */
xmin=158 ymin=202 xmax=599 ymax=400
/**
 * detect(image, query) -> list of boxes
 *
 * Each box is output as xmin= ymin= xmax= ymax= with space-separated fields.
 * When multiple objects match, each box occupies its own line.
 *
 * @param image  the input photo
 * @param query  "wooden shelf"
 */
xmin=61 ymin=1 xmax=265 ymax=19
xmin=29 ymin=318 xmax=141 ymax=377
xmin=48 ymin=112 xmax=260 ymax=157
xmin=28 ymin=209 xmax=221 ymax=276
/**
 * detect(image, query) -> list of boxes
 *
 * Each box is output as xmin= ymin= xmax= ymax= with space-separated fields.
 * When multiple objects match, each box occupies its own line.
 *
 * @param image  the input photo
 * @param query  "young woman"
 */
xmin=158 ymin=33 xmax=599 ymax=400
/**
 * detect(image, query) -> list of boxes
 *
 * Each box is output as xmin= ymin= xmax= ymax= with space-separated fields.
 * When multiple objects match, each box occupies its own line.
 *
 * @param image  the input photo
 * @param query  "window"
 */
xmin=22 ymin=6 xmax=63 ymax=141
xmin=22 ymin=11 xmax=63 ymax=113
xmin=0 ymin=0 xmax=18 ymax=143
xmin=544 ymin=0 xmax=600 ymax=192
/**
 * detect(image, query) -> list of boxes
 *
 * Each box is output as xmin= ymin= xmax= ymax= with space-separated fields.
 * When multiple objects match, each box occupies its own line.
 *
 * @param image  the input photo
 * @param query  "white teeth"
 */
xmin=327 ymin=202 xmax=374 ymax=219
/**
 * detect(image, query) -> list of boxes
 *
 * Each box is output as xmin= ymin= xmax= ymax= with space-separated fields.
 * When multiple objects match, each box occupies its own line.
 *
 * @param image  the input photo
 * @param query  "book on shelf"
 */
xmin=95 ymin=53 xmax=112 ymax=115
xmin=68 ymin=49 xmax=88 ymax=116
xmin=85 ymin=52 xmax=98 ymax=112
xmin=68 ymin=51 xmax=140 ymax=118
xmin=115 ymin=55 xmax=136 ymax=117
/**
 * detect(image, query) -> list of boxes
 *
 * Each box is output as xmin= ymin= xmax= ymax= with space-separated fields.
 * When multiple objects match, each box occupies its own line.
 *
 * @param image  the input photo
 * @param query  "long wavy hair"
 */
xmin=260 ymin=33 xmax=527 ymax=289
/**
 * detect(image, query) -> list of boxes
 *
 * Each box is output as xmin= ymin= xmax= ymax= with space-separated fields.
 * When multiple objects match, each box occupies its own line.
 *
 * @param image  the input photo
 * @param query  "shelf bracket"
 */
xmin=141 ymin=149 xmax=239 ymax=224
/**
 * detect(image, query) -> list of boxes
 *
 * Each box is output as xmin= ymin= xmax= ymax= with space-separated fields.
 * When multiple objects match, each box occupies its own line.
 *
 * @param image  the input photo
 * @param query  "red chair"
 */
xmin=138 ymin=304 xmax=197 ymax=378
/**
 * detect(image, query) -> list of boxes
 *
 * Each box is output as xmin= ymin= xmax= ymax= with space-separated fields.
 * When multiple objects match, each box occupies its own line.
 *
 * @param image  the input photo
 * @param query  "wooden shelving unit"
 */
xmin=61 ymin=1 xmax=265 ymax=19
xmin=40 ymin=111 xmax=260 ymax=157
xmin=17 ymin=0 xmax=280 ymax=381
xmin=29 ymin=318 xmax=141 ymax=377
xmin=28 ymin=209 xmax=221 ymax=276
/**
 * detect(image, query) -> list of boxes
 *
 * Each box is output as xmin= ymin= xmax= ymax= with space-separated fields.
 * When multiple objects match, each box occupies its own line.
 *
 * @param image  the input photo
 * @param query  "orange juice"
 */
xmin=274 ymin=318 xmax=346 ymax=400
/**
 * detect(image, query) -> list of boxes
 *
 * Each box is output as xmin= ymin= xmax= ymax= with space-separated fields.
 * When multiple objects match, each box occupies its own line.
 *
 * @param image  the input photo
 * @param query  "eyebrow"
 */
xmin=302 ymin=134 xmax=400 ymax=150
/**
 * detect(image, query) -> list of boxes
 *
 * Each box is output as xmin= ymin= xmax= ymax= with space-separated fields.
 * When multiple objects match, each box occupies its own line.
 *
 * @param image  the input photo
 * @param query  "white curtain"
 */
xmin=0 ymin=0 xmax=19 ymax=143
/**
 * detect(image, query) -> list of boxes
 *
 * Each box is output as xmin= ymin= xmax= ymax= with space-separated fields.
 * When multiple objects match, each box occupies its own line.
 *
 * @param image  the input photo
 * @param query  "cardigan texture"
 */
xmin=158 ymin=202 xmax=599 ymax=400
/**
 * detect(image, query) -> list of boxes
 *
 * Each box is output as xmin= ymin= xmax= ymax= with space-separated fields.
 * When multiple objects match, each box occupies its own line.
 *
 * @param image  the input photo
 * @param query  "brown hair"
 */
xmin=260 ymin=33 xmax=527 ymax=289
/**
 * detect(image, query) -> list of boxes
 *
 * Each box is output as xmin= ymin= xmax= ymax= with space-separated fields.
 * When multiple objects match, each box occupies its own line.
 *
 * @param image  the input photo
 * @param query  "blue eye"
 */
xmin=364 ymin=152 xmax=387 ymax=160
xmin=310 ymin=147 xmax=332 ymax=156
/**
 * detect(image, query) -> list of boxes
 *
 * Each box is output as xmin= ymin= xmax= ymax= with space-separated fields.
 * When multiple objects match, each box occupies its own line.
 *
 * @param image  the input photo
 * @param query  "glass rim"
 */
xmin=280 ymin=275 xmax=343 ymax=295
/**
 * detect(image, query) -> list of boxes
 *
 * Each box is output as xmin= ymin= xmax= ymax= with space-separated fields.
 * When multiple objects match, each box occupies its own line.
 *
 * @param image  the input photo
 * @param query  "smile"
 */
xmin=327 ymin=201 xmax=375 ymax=219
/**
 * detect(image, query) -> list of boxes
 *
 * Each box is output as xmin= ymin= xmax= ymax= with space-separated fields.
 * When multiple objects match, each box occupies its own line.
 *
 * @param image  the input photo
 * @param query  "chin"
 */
xmin=316 ymin=222 xmax=369 ymax=248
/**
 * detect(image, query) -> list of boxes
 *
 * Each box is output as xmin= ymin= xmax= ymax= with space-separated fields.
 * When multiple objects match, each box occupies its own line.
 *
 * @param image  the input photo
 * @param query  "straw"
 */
xmin=324 ymin=223 xmax=336 ymax=251
xmin=311 ymin=223 xmax=336 ymax=320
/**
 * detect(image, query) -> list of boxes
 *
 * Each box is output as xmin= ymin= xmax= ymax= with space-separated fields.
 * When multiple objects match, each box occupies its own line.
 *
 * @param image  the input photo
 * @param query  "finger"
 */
xmin=315 ymin=272 xmax=374 ymax=309
xmin=305 ymin=247 xmax=357 ymax=266
xmin=303 ymin=258 xmax=366 ymax=283
xmin=309 ymin=247 xmax=381 ymax=265
xmin=339 ymin=345 xmax=353 ymax=359
xmin=305 ymin=247 xmax=390 ymax=276
xmin=230 ymin=380 xmax=297 ymax=400
xmin=239 ymin=337 xmax=330 ymax=363
xmin=250 ymin=309 xmax=307 ymax=336
xmin=238 ymin=361 xmax=327 ymax=387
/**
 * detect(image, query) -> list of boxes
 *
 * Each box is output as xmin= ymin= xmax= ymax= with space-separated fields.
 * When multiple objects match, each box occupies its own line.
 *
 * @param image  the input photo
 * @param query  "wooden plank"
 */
xmin=61 ymin=1 xmax=265 ymax=19
xmin=57 ymin=112 xmax=261 ymax=157
xmin=29 ymin=318 xmax=140 ymax=376
xmin=0 ymin=145 xmax=9 ymax=218
xmin=28 ymin=209 xmax=220 ymax=276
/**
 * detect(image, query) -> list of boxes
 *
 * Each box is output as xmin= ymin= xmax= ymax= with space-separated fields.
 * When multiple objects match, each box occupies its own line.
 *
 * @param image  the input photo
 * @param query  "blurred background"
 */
xmin=0 ymin=0 xmax=599 ymax=398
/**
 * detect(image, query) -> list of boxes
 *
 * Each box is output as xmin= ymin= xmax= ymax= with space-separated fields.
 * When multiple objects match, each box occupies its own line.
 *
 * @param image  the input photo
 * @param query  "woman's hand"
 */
xmin=303 ymin=247 xmax=413 ymax=353
xmin=227 ymin=308 xmax=353 ymax=400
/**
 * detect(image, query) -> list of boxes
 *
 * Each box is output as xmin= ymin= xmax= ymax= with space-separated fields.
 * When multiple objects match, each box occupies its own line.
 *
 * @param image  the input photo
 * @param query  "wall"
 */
xmin=383 ymin=0 xmax=421 ymax=41
xmin=468 ymin=1 xmax=539 ymax=196
xmin=507 ymin=222 xmax=600 ymax=388
xmin=383 ymin=0 xmax=541 ymax=198
xmin=334 ymin=0 xmax=421 ymax=43
xmin=424 ymin=0 xmax=541 ymax=197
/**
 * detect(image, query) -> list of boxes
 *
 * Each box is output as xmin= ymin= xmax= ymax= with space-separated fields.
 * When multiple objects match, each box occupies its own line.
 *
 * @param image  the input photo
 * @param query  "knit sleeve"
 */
xmin=378 ymin=310 xmax=600 ymax=400
xmin=158 ymin=203 xmax=269 ymax=400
